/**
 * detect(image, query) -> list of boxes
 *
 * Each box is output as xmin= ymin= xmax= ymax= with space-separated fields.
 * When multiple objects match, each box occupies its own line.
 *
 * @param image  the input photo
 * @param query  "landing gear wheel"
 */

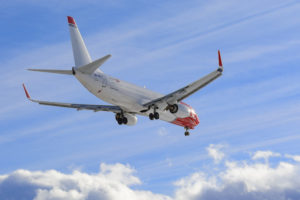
xmin=117 ymin=118 xmax=123 ymax=125
xmin=116 ymin=113 xmax=126 ymax=125
xmin=184 ymin=127 xmax=190 ymax=136
xmin=149 ymin=113 xmax=154 ymax=120
xmin=154 ymin=112 xmax=159 ymax=120
xmin=115 ymin=113 xmax=121 ymax=120
xmin=122 ymin=117 xmax=128 ymax=124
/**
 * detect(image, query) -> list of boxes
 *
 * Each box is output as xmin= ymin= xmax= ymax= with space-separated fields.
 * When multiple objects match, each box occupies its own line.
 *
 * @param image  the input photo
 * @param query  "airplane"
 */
xmin=22 ymin=16 xmax=223 ymax=136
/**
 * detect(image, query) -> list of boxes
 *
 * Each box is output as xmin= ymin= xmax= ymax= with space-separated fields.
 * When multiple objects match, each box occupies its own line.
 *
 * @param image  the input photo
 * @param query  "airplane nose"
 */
xmin=190 ymin=109 xmax=200 ymax=126
xmin=175 ymin=102 xmax=199 ymax=129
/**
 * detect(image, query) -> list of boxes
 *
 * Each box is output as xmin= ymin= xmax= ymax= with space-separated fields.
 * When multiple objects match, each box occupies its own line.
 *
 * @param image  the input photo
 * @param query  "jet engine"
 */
xmin=123 ymin=113 xmax=138 ymax=125
xmin=168 ymin=103 xmax=190 ymax=118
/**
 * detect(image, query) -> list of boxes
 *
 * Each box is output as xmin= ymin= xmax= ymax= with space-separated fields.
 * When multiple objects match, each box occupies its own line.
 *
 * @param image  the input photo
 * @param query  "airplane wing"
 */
xmin=22 ymin=84 xmax=122 ymax=113
xmin=143 ymin=50 xmax=223 ymax=109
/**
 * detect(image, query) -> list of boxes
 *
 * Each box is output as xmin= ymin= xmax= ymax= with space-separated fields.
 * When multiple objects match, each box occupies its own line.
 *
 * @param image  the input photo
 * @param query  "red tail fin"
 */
xmin=67 ymin=16 xmax=76 ymax=25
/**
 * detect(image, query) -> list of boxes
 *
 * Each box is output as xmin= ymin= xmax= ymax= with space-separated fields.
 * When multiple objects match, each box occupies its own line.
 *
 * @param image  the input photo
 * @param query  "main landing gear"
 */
xmin=184 ymin=127 xmax=190 ymax=136
xmin=149 ymin=106 xmax=159 ymax=120
xmin=115 ymin=113 xmax=128 ymax=125
xmin=149 ymin=112 xmax=159 ymax=120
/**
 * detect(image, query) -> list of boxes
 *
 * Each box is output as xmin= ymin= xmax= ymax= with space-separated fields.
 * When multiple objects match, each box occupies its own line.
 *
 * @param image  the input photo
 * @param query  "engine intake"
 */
xmin=169 ymin=104 xmax=178 ymax=113
xmin=168 ymin=103 xmax=190 ymax=118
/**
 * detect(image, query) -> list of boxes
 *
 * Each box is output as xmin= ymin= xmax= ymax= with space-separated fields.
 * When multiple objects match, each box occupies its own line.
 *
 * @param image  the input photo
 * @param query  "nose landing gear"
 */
xmin=184 ymin=127 xmax=190 ymax=136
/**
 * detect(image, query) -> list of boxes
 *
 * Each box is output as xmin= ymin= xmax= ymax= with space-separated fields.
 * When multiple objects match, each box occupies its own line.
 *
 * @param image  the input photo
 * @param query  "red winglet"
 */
xmin=218 ymin=50 xmax=223 ymax=67
xmin=22 ymin=84 xmax=31 ymax=99
xmin=67 ymin=16 xmax=76 ymax=25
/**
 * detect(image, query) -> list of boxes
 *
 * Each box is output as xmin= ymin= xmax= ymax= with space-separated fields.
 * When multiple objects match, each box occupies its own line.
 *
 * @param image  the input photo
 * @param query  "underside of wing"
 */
xmin=143 ymin=50 xmax=223 ymax=110
xmin=22 ymin=84 xmax=122 ymax=113
xmin=144 ymin=71 xmax=222 ymax=107
xmin=32 ymin=99 xmax=122 ymax=112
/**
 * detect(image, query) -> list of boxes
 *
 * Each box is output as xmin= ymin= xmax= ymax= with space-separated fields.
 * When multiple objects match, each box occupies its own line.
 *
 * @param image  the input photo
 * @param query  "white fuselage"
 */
xmin=75 ymin=69 xmax=195 ymax=125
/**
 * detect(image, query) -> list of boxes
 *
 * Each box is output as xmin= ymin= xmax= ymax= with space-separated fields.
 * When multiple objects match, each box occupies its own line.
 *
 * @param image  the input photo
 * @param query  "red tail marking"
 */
xmin=67 ymin=16 xmax=76 ymax=25
xmin=22 ymin=84 xmax=31 ymax=99
xmin=218 ymin=50 xmax=223 ymax=67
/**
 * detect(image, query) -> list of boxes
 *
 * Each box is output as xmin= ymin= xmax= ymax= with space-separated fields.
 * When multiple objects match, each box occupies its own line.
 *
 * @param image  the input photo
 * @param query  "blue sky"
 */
xmin=1 ymin=0 xmax=300 ymax=199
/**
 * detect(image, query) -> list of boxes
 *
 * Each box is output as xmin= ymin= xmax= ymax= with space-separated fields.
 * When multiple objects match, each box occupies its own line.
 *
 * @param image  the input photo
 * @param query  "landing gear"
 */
xmin=122 ymin=117 xmax=128 ymax=124
xmin=149 ymin=105 xmax=159 ymax=120
xmin=116 ymin=113 xmax=128 ymax=125
xmin=154 ymin=112 xmax=159 ymax=119
xmin=117 ymin=118 xmax=123 ymax=125
xmin=149 ymin=112 xmax=159 ymax=120
xmin=149 ymin=113 xmax=154 ymax=120
xmin=184 ymin=127 xmax=190 ymax=136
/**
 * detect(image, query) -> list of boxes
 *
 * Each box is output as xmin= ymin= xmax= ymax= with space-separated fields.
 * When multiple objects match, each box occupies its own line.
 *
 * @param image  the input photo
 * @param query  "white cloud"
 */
xmin=206 ymin=144 xmax=225 ymax=164
xmin=174 ymin=151 xmax=300 ymax=200
xmin=252 ymin=150 xmax=281 ymax=162
xmin=285 ymin=154 xmax=300 ymax=162
xmin=1 ymin=149 xmax=300 ymax=200
xmin=0 ymin=163 xmax=171 ymax=200
xmin=174 ymin=172 xmax=218 ymax=200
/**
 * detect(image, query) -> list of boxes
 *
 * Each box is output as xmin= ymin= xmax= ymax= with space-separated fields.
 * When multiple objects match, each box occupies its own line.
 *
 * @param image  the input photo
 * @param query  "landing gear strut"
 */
xmin=149 ymin=105 xmax=159 ymax=120
xmin=184 ymin=127 xmax=190 ymax=136
xmin=116 ymin=113 xmax=128 ymax=125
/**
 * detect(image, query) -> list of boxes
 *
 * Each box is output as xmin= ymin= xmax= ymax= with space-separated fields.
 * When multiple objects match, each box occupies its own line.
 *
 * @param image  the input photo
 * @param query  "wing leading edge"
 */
xmin=22 ymin=84 xmax=122 ymax=113
xmin=143 ymin=50 xmax=223 ymax=109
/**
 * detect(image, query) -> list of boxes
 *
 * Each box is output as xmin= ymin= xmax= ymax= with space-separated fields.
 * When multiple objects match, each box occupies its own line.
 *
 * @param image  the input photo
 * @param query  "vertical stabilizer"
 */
xmin=68 ymin=16 xmax=92 ymax=67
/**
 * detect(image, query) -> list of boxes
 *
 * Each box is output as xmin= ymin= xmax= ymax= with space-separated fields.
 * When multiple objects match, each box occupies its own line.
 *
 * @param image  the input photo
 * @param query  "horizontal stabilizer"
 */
xmin=77 ymin=54 xmax=111 ymax=74
xmin=27 ymin=69 xmax=73 ymax=75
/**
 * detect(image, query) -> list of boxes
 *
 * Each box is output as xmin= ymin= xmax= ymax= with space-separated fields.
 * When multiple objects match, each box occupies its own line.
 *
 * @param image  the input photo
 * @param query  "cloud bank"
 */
xmin=0 ymin=163 xmax=170 ymax=200
xmin=1 ymin=146 xmax=300 ymax=200
xmin=174 ymin=147 xmax=300 ymax=200
xmin=175 ymin=160 xmax=300 ymax=200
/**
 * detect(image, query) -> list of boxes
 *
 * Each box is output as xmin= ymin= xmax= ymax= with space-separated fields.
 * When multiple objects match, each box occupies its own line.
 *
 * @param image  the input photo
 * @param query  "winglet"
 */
xmin=67 ymin=16 xmax=76 ymax=25
xmin=22 ymin=84 xmax=31 ymax=99
xmin=217 ymin=50 xmax=223 ymax=72
xmin=218 ymin=50 xmax=223 ymax=67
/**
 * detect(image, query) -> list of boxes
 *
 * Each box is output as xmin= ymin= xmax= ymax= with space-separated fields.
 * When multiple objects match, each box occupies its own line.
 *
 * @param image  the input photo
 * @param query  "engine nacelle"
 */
xmin=169 ymin=103 xmax=190 ymax=118
xmin=124 ymin=113 xmax=138 ymax=126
